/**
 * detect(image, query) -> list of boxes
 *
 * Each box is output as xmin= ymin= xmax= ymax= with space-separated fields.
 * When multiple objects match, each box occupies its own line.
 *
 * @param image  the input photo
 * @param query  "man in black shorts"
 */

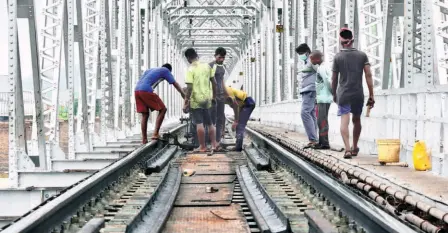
xmin=183 ymin=48 xmax=219 ymax=152
xmin=332 ymin=28 xmax=375 ymax=159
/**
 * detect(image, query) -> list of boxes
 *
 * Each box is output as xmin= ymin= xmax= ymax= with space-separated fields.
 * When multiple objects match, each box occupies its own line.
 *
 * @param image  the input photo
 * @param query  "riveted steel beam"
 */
xmin=170 ymin=14 xmax=252 ymax=24
xmin=177 ymin=27 xmax=243 ymax=31
xmin=166 ymin=5 xmax=258 ymax=15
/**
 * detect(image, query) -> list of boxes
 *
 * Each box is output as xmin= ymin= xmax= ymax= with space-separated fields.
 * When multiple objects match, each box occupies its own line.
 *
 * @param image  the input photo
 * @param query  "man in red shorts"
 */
xmin=135 ymin=63 xmax=185 ymax=144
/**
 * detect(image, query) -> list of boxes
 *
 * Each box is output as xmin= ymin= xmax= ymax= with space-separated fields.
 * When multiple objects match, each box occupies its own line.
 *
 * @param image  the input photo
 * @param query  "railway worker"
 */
xmin=209 ymin=47 xmax=229 ymax=145
xmin=309 ymin=50 xmax=332 ymax=150
xmin=183 ymin=48 xmax=219 ymax=152
xmin=135 ymin=64 xmax=186 ymax=144
xmin=224 ymin=86 xmax=255 ymax=152
xmin=296 ymin=43 xmax=319 ymax=148
xmin=332 ymin=28 xmax=375 ymax=159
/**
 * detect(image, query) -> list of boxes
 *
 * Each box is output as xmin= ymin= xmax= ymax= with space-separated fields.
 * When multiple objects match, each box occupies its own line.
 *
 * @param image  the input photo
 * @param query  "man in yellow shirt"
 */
xmin=183 ymin=48 xmax=219 ymax=152
xmin=225 ymin=86 xmax=256 ymax=151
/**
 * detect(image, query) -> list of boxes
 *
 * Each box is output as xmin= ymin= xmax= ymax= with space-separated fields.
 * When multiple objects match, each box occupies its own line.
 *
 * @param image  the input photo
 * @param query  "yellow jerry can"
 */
xmin=412 ymin=141 xmax=432 ymax=171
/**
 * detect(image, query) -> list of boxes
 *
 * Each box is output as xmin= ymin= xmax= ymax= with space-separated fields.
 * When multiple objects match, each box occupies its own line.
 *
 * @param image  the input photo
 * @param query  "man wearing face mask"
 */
xmin=295 ymin=43 xmax=318 ymax=148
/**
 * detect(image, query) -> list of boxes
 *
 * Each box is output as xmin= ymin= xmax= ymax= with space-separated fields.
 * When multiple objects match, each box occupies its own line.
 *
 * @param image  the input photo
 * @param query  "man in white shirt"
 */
xmin=309 ymin=51 xmax=333 ymax=149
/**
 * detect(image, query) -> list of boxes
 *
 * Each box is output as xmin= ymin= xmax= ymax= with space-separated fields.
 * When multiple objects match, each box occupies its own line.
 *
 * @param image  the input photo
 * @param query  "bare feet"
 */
xmin=142 ymin=138 xmax=148 ymax=144
xmin=151 ymin=134 xmax=160 ymax=140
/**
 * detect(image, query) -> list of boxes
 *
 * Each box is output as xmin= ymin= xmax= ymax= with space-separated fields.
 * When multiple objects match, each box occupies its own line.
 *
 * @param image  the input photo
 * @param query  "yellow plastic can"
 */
xmin=377 ymin=139 xmax=401 ymax=164
xmin=412 ymin=141 xmax=432 ymax=171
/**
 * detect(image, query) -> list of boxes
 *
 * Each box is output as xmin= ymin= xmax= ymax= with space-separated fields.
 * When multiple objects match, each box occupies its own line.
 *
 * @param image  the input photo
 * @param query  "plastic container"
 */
xmin=412 ymin=140 xmax=432 ymax=171
xmin=377 ymin=139 xmax=401 ymax=164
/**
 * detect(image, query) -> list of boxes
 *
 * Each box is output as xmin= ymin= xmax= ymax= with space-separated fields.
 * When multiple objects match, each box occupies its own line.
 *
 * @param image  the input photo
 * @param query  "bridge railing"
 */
xmin=251 ymin=85 xmax=448 ymax=178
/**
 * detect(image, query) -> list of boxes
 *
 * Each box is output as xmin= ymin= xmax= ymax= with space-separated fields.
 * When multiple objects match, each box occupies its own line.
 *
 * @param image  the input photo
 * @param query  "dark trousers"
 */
xmin=317 ymin=103 xmax=331 ymax=146
xmin=235 ymin=97 xmax=256 ymax=151
xmin=210 ymin=100 xmax=226 ymax=143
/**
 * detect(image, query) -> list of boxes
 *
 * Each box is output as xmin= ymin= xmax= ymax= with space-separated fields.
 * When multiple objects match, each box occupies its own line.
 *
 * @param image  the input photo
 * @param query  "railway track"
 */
xmin=0 ymin=120 xmax=438 ymax=233
xmin=245 ymin=126 xmax=446 ymax=233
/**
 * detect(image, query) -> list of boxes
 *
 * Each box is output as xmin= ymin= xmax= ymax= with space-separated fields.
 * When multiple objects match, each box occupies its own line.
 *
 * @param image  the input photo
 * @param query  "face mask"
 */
xmin=299 ymin=54 xmax=308 ymax=61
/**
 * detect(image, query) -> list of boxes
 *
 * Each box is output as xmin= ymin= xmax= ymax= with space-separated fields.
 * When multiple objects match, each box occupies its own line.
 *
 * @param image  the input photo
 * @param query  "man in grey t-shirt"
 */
xmin=209 ymin=47 xmax=228 ymax=144
xmin=332 ymin=28 xmax=375 ymax=159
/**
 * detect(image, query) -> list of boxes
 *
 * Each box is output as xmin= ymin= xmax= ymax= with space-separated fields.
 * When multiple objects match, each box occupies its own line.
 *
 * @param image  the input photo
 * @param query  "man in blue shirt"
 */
xmin=135 ymin=63 xmax=185 ymax=144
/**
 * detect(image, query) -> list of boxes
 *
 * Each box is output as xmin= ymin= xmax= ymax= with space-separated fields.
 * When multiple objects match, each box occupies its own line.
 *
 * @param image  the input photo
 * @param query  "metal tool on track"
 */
xmin=157 ymin=132 xmax=196 ymax=150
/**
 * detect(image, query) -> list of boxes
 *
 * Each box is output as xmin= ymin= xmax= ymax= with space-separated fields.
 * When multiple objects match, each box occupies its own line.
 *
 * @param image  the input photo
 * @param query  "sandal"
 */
xmin=351 ymin=147 xmax=359 ymax=156
xmin=343 ymin=150 xmax=352 ymax=159
xmin=304 ymin=142 xmax=317 ymax=149
xmin=213 ymin=145 xmax=227 ymax=152
xmin=193 ymin=148 xmax=208 ymax=153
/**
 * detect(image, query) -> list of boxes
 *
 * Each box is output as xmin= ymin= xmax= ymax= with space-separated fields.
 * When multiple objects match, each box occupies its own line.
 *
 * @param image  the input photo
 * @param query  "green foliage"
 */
xmin=96 ymin=99 xmax=101 ymax=116
xmin=59 ymin=98 xmax=100 ymax=121
xmin=58 ymin=106 xmax=68 ymax=120
xmin=73 ymin=98 xmax=78 ymax=115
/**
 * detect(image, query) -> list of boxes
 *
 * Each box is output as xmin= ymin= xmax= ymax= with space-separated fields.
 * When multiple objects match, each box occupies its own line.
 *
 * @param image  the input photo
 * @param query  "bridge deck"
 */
xmin=249 ymin=123 xmax=448 ymax=208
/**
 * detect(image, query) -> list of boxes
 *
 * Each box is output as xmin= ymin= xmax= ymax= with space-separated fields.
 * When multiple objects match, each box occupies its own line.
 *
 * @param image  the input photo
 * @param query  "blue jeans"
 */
xmin=235 ymin=97 xmax=256 ymax=151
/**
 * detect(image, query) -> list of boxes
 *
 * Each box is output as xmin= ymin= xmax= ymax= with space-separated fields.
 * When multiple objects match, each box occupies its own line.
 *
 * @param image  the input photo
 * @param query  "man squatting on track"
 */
xmin=209 ymin=47 xmax=229 ymax=145
xmin=134 ymin=64 xmax=185 ymax=144
xmin=332 ymin=28 xmax=375 ymax=159
xmin=224 ymin=86 xmax=256 ymax=152
xmin=309 ymin=50 xmax=333 ymax=150
xmin=183 ymin=48 xmax=219 ymax=152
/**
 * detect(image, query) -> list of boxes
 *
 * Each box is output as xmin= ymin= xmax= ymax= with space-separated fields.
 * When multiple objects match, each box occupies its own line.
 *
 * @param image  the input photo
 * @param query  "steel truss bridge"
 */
xmin=2 ymin=0 xmax=448 ymax=229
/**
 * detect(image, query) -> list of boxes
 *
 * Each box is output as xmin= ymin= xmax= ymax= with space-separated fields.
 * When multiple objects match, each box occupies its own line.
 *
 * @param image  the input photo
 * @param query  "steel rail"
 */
xmin=132 ymin=165 xmax=182 ymax=233
xmin=237 ymin=165 xmax=291 ymax=233
xmin=0 ymin=124 xmax=186 ymax=233
xmin=244 ymin=142 xmax=270 ymax=170
xmin=245 ymin=127 xmax=417 ymax=233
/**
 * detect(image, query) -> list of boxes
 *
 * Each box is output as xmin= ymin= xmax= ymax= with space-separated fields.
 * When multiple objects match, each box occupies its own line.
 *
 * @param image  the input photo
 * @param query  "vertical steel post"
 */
xmin=76 ymin=0 xmax=91 ymax=150
xmin=40 ymin=0 xmax=65 ymax=166
xmin=282 ymin=0 xmax=291 ymax=101
xmin=8 ymin=0 xmax=19 ymax=186
xmin=99 ymin=0 xmax=115 ymax=143
xmin=67 ymin=0 xmax=77 ymax=158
